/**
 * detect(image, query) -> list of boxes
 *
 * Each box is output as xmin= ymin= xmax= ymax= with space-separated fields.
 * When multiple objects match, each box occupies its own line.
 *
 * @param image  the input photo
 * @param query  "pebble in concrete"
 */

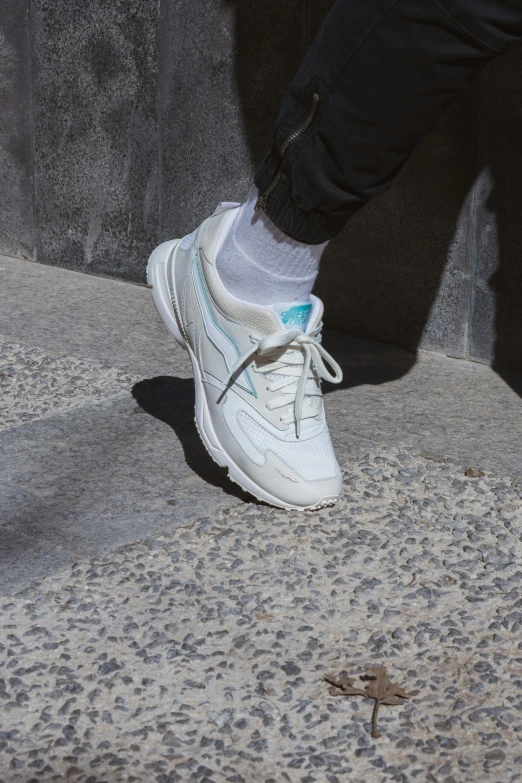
xmin=1 ymin=446 xmax=522 ymax=782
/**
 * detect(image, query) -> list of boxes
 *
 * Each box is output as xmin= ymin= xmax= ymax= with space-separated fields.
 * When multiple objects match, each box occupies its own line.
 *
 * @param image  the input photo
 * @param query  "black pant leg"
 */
xmin=254 ymin=0 xmax=522 ymax=243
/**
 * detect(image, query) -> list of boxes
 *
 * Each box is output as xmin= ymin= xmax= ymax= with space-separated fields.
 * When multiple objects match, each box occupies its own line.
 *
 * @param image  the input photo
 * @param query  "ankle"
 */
xmin=215 ymin=188 xmax=327 ymax=306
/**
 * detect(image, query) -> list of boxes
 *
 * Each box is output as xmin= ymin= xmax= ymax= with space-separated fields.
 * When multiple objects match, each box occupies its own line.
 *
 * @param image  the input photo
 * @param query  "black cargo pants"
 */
xmin=254 ymin=0 xmax=522 ymax=243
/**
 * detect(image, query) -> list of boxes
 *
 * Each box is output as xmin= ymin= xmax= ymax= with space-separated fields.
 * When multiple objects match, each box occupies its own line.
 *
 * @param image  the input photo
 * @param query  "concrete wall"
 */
xmin=2 ymin=0 xmax=522 ymax=373
xmin=0 ymin=0 xmax=34 ymax=260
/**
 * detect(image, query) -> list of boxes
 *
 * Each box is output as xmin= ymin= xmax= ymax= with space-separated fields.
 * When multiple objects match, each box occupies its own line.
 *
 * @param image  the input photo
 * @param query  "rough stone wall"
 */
xmin=1 ymin=0 xmax=522 ymax=372
xmin=0 ymin=0 xmax=34 ymax=260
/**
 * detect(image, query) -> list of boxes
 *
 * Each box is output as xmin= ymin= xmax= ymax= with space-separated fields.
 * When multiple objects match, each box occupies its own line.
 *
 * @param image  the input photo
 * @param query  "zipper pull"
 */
xmin=254 ymin=193 xmax=267 ymax=213
xmin=255 ymin=92 xmax=321 ymax=215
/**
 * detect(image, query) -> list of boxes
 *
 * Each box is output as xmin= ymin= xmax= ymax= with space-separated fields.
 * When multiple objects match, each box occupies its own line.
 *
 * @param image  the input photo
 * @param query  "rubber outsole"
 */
xmin=146 ymin=243 xmax=339 ymax=512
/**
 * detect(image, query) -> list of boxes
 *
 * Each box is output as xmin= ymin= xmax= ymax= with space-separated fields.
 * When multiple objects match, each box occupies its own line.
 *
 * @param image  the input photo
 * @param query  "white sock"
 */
xmin=215 ymin=188 xmax=327 ymax=306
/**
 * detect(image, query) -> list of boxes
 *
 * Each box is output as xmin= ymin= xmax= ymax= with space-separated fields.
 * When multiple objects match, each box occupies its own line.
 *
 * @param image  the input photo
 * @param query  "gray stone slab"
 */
xmin=0 ymin=0 xmax=34 ymax=260
xmin=0 ymin=393 xmax=248 ymax=592
xmin=315 ymin=94 xmax=476 ymax=359
xmin=2 ymin=450 xmax=522 ymax=779
xmin=159 ymin=0 xmax=304 ymax=240
xmin=31 ymin=0 xmax=159 ymax=282
xmin=0 ymin=255 xmax=190 ymax=379
xmin=468 ymin=44 xmax=522 ymax=373
xmin=3 ymin=331 xmax=521 ymax=592
xmin=3 ymin=253 xmax=522 ymax=597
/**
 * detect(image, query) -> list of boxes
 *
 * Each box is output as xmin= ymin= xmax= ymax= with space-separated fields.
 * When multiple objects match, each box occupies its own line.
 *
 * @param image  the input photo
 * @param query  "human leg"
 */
xmin=149 ymin=0 xmax=522 ymax=509
xmin=255 ymin=0 xmax=522 ymax=244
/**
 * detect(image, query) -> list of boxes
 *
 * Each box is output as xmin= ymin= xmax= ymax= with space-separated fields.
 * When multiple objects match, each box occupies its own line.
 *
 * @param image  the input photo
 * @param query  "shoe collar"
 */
xmin=198 ymin=207 xmax=325 ymax=338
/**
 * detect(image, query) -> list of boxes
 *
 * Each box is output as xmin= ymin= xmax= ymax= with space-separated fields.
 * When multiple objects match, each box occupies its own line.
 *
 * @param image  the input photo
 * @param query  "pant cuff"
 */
xmin=254 ymin=156 xmax=359 ymax=245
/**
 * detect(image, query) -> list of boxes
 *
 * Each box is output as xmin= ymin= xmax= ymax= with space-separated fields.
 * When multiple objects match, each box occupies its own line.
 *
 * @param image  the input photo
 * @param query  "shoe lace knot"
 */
xmin=223 ymin=325 xmax=343 ymax=438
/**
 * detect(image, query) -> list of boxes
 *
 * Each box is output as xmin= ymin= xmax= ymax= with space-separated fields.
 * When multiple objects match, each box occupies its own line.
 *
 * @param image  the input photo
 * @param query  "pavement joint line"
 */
xmin=1 ymin=336 xmax=140 ymax=433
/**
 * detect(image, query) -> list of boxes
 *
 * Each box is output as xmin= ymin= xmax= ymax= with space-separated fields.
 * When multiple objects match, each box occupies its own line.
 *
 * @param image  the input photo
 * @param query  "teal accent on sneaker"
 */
xmin=193 ymin=254 xmax=257 ymax=397
xmin=276 ymin=302 xmax=313 ymax=330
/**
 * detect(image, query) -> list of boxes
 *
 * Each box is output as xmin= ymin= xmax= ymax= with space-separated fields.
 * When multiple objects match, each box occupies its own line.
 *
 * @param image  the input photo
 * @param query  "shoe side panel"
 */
xmin=203 ymin=384 xmax=341 ymax=505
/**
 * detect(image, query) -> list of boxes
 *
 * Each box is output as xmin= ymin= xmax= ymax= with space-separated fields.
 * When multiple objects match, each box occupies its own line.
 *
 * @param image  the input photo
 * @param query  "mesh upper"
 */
xmin=237 ymin=411 xmax=338 ymax=481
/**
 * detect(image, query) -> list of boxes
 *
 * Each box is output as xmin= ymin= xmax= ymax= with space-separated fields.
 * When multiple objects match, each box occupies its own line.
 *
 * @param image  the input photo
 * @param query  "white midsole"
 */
xmin=146 ymin=243 xmax=338 ymax=511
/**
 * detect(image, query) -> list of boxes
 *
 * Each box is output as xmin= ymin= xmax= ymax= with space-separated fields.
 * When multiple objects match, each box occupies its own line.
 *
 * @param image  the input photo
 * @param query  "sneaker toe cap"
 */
xmin=248 ymin=451 xmax=342 ymax=509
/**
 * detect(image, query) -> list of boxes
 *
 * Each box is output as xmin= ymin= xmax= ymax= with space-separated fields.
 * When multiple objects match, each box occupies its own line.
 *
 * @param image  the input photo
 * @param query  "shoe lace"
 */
xmin=223 ymin=325 xmax=343 ymax=438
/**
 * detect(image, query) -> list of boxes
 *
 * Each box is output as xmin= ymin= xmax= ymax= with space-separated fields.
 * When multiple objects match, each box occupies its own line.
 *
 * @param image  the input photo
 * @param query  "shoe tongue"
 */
xmin=272 ymin=301 xmax=313 ymax=331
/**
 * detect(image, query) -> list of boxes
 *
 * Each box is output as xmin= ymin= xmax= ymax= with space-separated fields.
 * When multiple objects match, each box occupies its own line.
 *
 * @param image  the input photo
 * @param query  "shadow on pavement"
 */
xmin=321 ymin=332 xmax=416 ymax=393
xmin=132 ymin=376 xmax=250 ymax=503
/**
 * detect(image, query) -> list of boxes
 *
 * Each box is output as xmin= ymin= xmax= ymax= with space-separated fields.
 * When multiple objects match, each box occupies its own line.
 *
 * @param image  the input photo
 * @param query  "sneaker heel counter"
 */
xmin=211 ymin=201 xmax=241 ymax=217
xmin=199 ymin=205 xmax=240 ymax=266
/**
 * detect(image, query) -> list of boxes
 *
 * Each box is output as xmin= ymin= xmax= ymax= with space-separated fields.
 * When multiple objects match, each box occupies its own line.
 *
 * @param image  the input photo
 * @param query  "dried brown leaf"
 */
xmin=325 ymin=665 xmax=414 ymax=739
xmin=380 ymin=695 xmax=407 ymax=705
xmin=465 ymin=468 xmax=485 ymax=478
xmin=323 ymin=673 xmax=366 ymax=696
xmin=362 ymin=666 xmax=410 ymax=701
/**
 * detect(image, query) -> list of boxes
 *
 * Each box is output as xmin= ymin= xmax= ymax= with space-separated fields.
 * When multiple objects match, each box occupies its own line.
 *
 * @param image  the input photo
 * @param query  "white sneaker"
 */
xmin=146 ymin=203 xmax=343 ymax=510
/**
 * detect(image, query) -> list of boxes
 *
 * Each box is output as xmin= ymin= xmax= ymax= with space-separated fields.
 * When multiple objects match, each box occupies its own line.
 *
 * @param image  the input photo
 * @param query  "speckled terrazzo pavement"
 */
xmin=0 ymin=339 xmax=136 ymax=431
xmin=2 ymin=447 xmax=522 ymax=783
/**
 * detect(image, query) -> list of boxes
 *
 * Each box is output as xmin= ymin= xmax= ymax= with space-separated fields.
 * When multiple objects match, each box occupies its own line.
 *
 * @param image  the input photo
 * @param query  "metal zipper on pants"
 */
xmin=255 ymin=92 xmax=321 ymax=214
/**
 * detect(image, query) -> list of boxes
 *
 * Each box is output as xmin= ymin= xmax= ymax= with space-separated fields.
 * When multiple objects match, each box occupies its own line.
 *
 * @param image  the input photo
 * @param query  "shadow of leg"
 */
xmin=315 ymin=92 xmax=479 ymax=365
xmin=132 ymin=376 xmax=250 ymax=501
xmin=229 ymin=0 xmax=480 ymax=388
xmin=321 ymin=330 xmax=417 ymax=394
